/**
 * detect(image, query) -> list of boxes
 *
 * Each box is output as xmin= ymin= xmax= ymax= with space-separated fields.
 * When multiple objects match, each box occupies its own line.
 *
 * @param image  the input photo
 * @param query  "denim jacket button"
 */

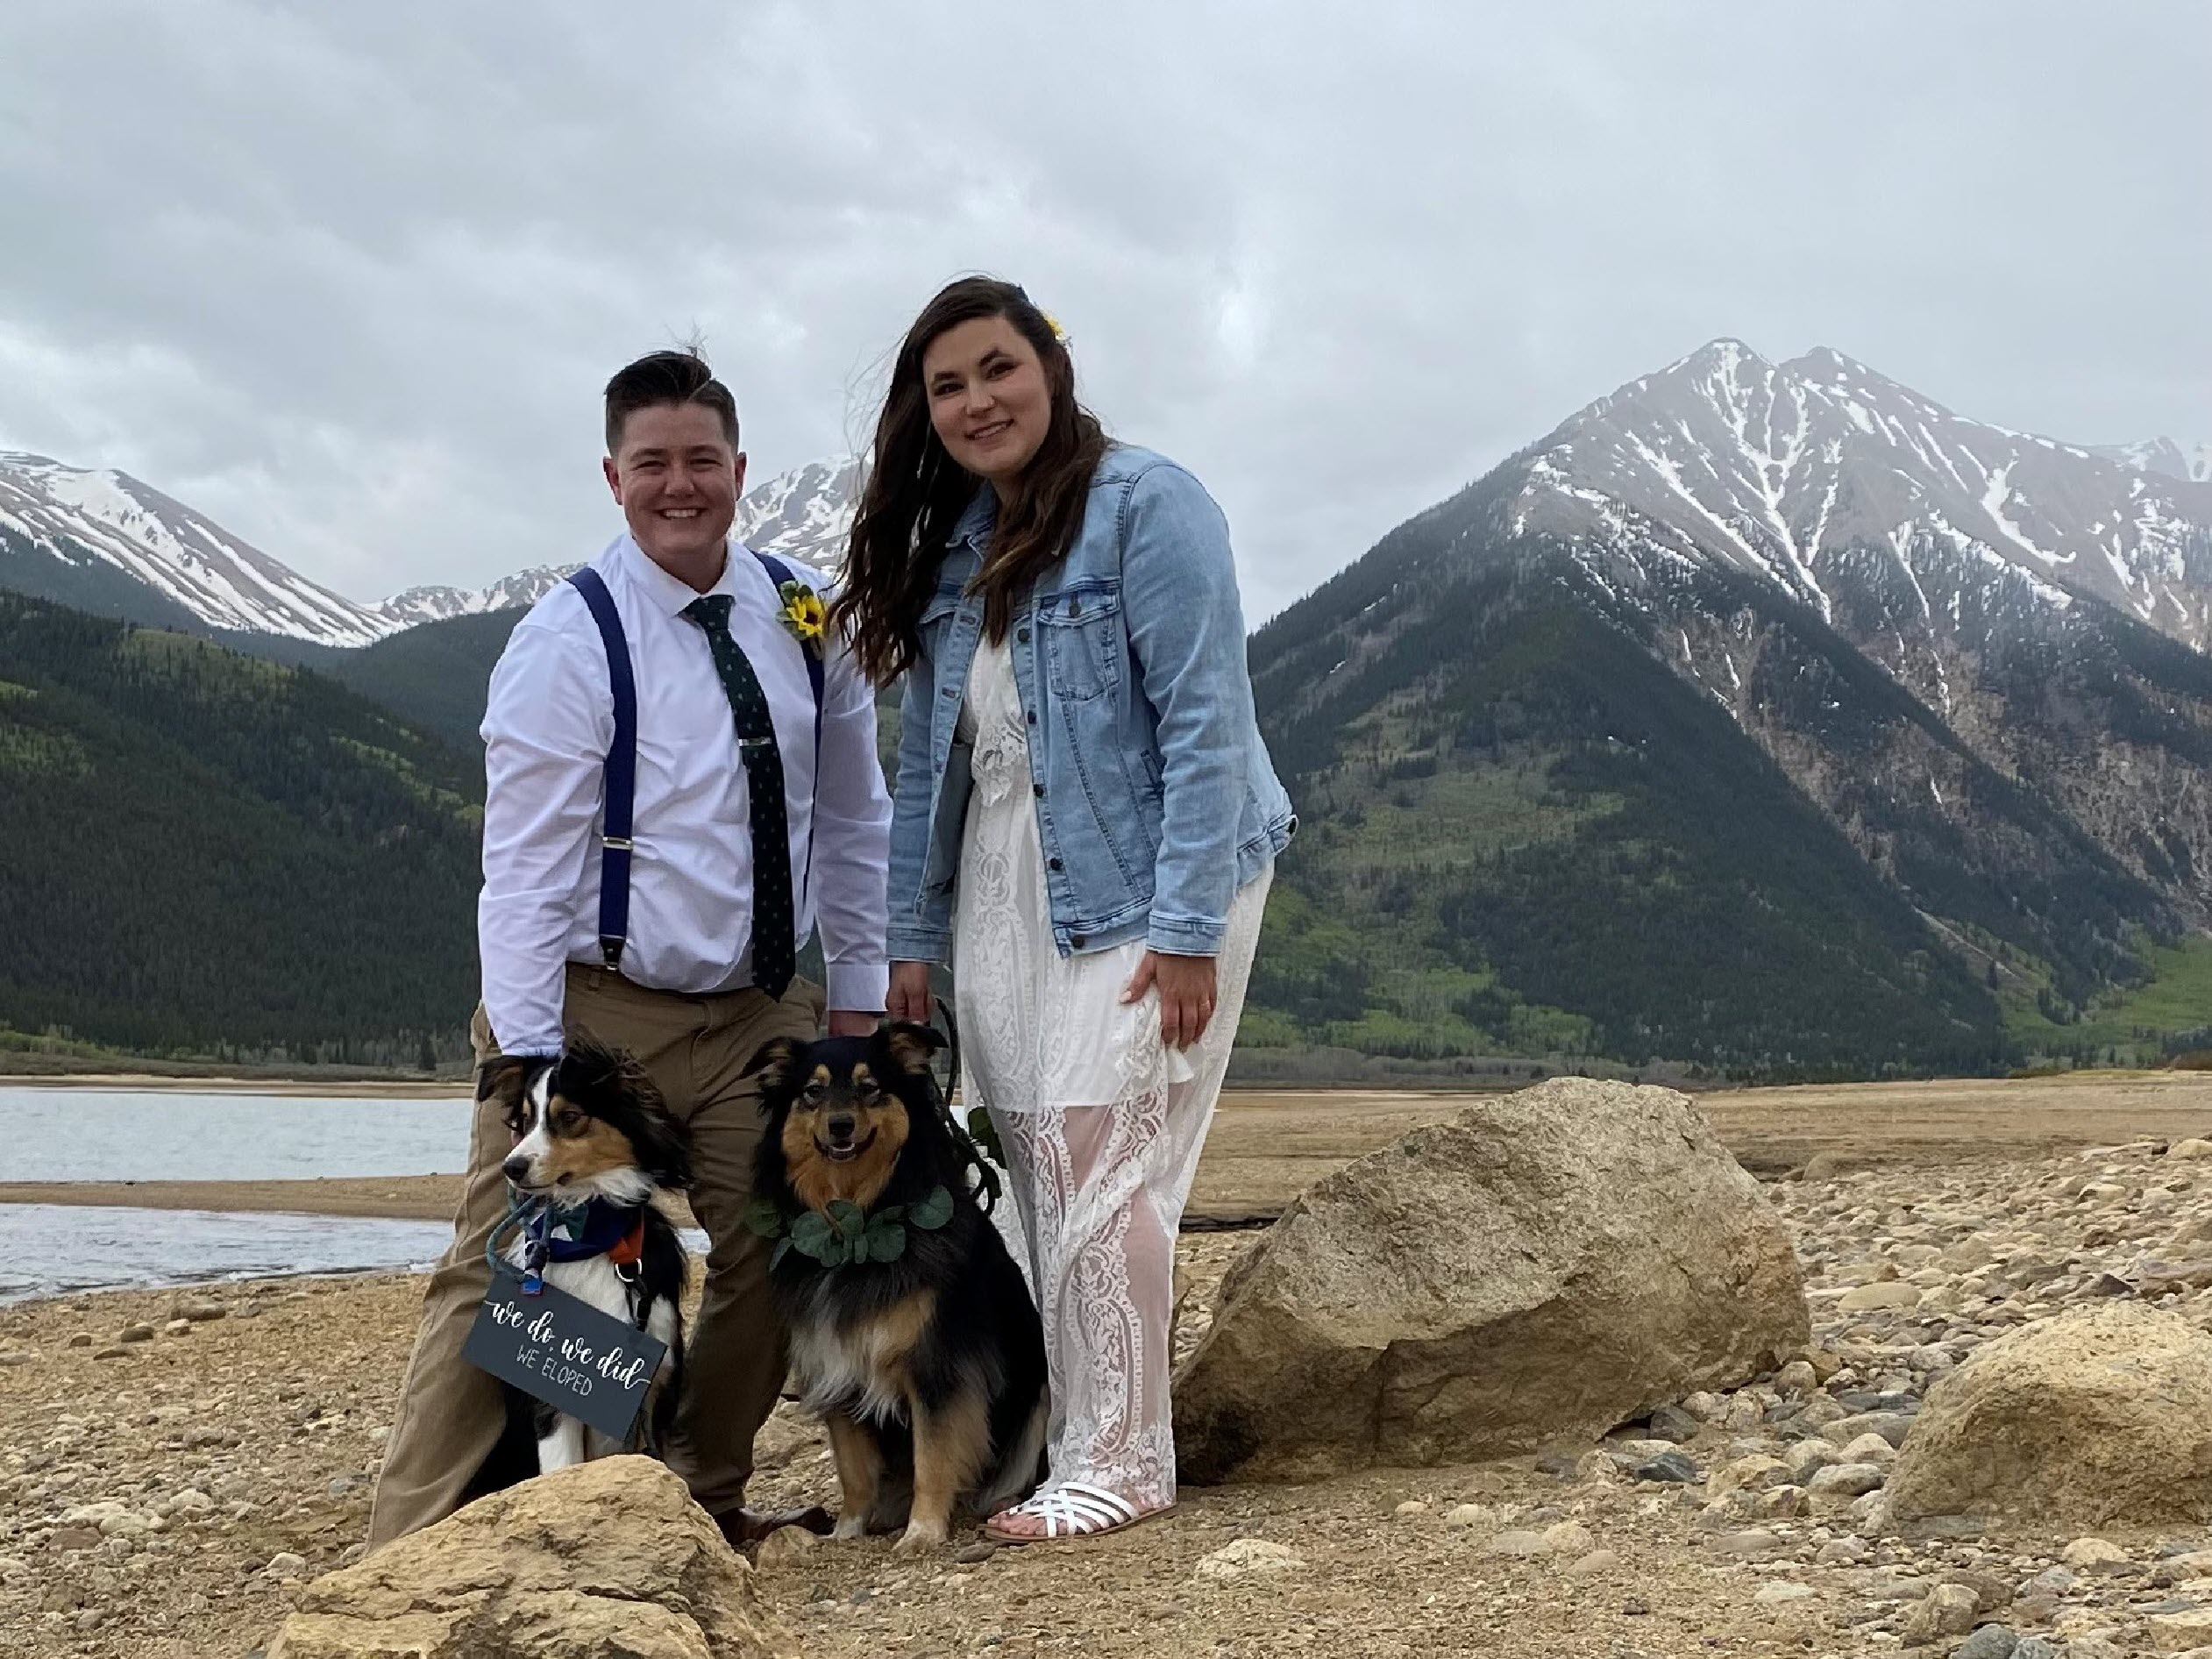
xmin=1070 ymin=934 xmax=1086 ymax=948
xmin=1032 ymin=783 xmax=1044 ymax=798
xmin=1026 ymin=711 xmax=1036 ymax=726
xmin=1048 ymin=857 xmax=1063 ymax=872
xmin=1018 ymin=628 xmax=1031 ymax=644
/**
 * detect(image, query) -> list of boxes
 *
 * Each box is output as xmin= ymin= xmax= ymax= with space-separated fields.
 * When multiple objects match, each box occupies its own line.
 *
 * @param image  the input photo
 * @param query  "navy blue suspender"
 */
xmin=566 ymin=567 xmax=636 ymax=970
xmin=565 ymin=552 xmax=824 ymax=973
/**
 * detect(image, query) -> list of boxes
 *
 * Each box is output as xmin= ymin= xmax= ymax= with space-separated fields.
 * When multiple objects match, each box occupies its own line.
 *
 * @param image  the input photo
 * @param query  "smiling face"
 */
xmin=921 ymin=314 xmax=1054 ymax=488
xmin=602 ymin=402 xmax=746 ymax=583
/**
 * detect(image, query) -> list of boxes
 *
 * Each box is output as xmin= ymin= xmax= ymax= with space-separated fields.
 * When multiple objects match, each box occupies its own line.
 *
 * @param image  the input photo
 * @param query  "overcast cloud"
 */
xmin=2 ymin=2 xmax=2206 ymax=620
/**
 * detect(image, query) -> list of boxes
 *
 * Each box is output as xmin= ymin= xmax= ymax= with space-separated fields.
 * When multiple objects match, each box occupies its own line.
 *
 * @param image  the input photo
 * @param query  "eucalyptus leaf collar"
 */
xmin=746 ymin=1186 xmax=955 ymax=1268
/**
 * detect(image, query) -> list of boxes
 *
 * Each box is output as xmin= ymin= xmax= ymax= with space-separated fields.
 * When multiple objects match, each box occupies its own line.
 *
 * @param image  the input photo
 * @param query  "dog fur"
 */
xmin=747 ymin=1022 xmax=1047 ymax=1554
xmin=473 ymin=1033 xmax=693 ymax=1479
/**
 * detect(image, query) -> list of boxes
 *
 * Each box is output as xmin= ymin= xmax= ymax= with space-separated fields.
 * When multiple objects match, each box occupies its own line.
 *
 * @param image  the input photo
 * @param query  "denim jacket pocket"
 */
xmin=1036 ymin=583 xmax=1123 ymax=703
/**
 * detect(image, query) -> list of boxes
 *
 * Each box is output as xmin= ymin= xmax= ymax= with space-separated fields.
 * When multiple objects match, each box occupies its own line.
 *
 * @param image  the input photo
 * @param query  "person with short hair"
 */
xmin=366 ymin=349 xmax=891 ymax=1549
xmin=839 ymin=277 xmax=1294 ymax=1543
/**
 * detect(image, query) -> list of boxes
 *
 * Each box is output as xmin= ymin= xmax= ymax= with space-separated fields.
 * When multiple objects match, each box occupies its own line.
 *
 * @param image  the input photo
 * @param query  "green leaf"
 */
xmin=770 ymin=1237 xmax=793 ymax=1271
xmin=861 ymin=1221 xmax=907 ymax=1263
xmin=789 ymin=1210 xmax=836 ymax=1257
xmin=743 ymin=1197 xmax=785 ymax=1239
xmin=824 ymin=1200 xmax=864 ymax=1237
xmin=909 ymin=1186 xmax=955 ymax=1231
xmin=967 ymin=1107 xmax=1007 ymax=1170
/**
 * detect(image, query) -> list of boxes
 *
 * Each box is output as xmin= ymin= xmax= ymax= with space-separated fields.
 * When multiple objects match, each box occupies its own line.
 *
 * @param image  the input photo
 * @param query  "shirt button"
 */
xmin=1026 ymin=711 xmax=1036 ymax=725
xmin=1048 ymin=858 xmax=1063 ymax=872
xmin=1070 ymin=934 xmax=1087 ymax=948
xmin=1032 ymin=783 xmax=1044 ymax=798
xmin=1017 ymin=628 xmax=1031 ymax=644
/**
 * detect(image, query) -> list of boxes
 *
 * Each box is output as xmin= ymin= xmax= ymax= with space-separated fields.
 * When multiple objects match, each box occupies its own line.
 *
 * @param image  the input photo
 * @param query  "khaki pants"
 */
xmin=366 ymin=964 xmax=822 ymax=1549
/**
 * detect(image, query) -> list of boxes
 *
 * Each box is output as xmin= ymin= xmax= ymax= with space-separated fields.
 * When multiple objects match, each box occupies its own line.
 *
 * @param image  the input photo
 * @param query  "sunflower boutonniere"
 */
xmin=776 ymin=580 xmax=827 ymax=657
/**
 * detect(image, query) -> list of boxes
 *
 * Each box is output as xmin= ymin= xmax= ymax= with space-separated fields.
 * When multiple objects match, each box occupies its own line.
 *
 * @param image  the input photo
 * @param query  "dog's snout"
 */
xmin=501 ymin=1153 xmax=531 ymax=1184
xmin=825 ymin=1113 xmax=857 ymax=1143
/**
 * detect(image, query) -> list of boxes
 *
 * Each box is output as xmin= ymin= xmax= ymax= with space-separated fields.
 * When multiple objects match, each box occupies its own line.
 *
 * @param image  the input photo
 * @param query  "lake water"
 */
xmin=0 ymin=1087 xmax=474 ymax=1183
xmin=0 ymin=1204 xmax=455 ymax=1306
xmin=0 ymin=1086 xmax=475 ymax=1303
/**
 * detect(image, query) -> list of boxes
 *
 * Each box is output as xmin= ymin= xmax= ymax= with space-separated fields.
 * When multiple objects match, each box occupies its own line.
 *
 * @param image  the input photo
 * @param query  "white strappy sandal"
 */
xmin=984 ymin=1481 xmax=1164 ymax=1544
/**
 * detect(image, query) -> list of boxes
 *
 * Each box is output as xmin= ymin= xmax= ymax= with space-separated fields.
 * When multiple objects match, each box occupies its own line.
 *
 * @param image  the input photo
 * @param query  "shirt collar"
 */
xmin=950 ymin=488 xmax=997 ymax=550
xmin=615 ymin=533 xmax=751 ymax=617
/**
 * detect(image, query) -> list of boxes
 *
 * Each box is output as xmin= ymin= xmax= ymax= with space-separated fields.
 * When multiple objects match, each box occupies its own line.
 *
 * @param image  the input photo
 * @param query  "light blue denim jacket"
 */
xmin=886 ymin=445 xmax=1295 ymax=964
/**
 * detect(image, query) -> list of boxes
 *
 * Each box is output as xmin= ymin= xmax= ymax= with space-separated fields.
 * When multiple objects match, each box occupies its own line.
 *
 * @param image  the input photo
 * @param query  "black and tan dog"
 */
xmin=745 ymin=1022 xmax=1046 ymax=1553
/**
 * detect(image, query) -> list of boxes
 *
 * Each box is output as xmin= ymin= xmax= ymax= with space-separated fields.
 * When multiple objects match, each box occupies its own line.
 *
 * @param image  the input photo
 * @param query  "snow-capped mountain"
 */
xmin=1247 ymin=338 xmax=2212 ymax=1074
xmin=0 ymin=451 xmax=401 ymax=645
xmin=730 ymin=455 xmax=862 ymax=573
xmin=365 ymin=456 xmax=862 ymax=627
xmin=370 ymin=566 xmax=579 ymax=629
xmin=0 ymin=449 xmax=864 ymax=644
xmin=1509 ymin=341 xmax=2212 ymax=650
xmin=2097 ymin=437 xmax=2212 ymax=486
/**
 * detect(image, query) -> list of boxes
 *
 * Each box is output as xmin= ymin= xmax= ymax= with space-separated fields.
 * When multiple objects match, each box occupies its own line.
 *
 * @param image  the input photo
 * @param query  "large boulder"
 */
xmin=267 ymin=1456 xmax=795 ymax=1659
xmin=1173 ymin=1078 xmax=1808 ymax=1482
xmin=1887 ymin=1303 xmax=2212 ymax=1527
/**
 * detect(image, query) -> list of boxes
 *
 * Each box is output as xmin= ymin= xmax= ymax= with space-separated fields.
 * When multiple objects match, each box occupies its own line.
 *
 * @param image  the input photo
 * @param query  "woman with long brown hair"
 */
xmin=840 ymin=276 xmax=1294 ymax=1543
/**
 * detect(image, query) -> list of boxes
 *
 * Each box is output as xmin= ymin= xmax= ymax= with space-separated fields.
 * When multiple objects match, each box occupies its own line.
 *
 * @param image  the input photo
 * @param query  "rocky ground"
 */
xmin=9 ymin=1120 xmax=2212 ymax=1655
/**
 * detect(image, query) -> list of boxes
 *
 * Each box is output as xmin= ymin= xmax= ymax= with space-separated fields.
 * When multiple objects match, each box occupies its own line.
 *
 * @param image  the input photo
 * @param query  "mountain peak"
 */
xmin=1509 ymin=342 xmax=2212 ymax=644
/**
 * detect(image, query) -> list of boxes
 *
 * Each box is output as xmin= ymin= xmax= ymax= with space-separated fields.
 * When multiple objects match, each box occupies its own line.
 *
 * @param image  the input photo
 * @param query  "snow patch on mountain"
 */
xmin=1508 ymin=341 xmax=2212 ymax=650
xmin=0 ymin=451 xmax=400 ymax=645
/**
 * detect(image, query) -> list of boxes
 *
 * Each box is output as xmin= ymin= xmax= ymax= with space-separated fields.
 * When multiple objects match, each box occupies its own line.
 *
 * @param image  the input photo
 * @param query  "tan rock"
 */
xmin=2151 ymin=1609 xmax=2212 ymax=1652
xmin=1888 ymin=1306 xmax=2212 ymax=1527
xmin=1837 ymin=1282 xmax=1921 ymax=1312
xmin=1194 ymin=1538 xmax=1303 ymax=1580
xmin=750 ymin=1525 xmax=820 ymax=1573
xmin=1900 ymin=1584 xmax=1978 ymax=1642
xmin=2166 ymin=1138 xmax=2212 ymax=1161
xmin=265 ymin=1456 xmax=793 ymax=1659
xmin=1174 ymin=1079 xmax=1810 ymax=1481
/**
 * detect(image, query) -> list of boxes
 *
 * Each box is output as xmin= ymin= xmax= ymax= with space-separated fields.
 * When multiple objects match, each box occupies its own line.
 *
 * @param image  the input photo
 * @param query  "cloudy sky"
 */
xmin=3 ymin=2 xmax=2206 ymax=622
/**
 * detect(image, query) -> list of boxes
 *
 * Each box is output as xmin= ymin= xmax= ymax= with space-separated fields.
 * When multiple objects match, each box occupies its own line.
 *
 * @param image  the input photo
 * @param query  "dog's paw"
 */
xmin=892 ymin=1520 xmax=948 ymax=1556
xmin=831 ymin=1513 xmax=868 ymax=1542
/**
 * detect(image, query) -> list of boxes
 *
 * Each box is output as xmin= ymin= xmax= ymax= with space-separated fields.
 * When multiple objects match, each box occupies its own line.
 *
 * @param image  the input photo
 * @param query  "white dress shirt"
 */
xmin=478 ymin=534 xmax=892 ymax=1055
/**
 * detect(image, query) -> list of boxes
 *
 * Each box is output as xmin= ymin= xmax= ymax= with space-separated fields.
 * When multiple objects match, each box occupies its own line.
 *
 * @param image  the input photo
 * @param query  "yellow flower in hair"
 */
xmin=1040 ymin=310 xmax=1068 ymax=345
xmin=777 ymin=580 xmax=827 ymax=656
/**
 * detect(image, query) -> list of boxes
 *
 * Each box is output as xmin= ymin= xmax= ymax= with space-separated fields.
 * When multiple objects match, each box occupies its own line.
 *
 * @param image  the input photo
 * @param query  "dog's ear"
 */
xmin=628 ymin=1100 xmax=694 ymax=1191
xmin=742 ymin=1036 xmax=806 ymax=1099
xmin=881 ymin=1022 xmax=947 ymax=1077
xmin=475 ymin=1055 xmax=534 ymax=1109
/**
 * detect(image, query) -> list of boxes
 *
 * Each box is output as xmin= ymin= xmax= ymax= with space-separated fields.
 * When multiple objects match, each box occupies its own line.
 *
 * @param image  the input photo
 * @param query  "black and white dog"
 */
xmin=476 ymin=1033 xmax=693 ymax=1473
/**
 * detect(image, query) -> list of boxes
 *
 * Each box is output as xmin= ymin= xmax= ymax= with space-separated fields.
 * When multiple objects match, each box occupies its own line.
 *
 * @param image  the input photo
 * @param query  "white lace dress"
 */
xmin=953 ymin=637 xmax=1270 ymax=1513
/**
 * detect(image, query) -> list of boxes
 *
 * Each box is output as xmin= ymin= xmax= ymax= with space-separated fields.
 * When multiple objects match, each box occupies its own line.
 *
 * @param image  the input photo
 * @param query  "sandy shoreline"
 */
xmin=5 ymin=1074 xmax=2210 ymax=1228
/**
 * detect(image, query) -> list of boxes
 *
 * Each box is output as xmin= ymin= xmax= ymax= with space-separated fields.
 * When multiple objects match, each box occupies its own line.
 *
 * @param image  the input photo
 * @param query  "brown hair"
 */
xmin=603 ymin=349 xmax=740 ymax=454
xmin=835 ymin=277 xmax=1107 ymax=684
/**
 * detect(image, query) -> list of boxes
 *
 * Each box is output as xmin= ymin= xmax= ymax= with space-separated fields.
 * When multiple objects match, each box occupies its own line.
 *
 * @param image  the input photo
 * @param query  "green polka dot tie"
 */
xmin=683 ymin=595 xmax=794 ymax=1000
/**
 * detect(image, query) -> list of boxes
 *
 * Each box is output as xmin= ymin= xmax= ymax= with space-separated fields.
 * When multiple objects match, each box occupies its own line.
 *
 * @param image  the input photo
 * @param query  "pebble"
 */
xmin=163 ymin=1319 xmax=192 ymax=1336
xmin=2009 ymin=1641 xmax=2060 ymax=1659
xmin=66 ymin=1332 xmax=91 ymax=1348
xmin=1392 ymin=1500 xmax=1427 ymax=1520
xmin=1645 ymin=1403 xmax=1702 ymax=1442
xmin=753 ymin=1527 xmax=820 ymax=1572
xmin=1482 ymin=1529 xmax=1550 ymax=1558
xmin=1632 ymin=1449 xmax=1699 ymax=1484
xmin=1711 ymin=1529 xmax=1783 ymax=1559
xmin=1902 ymin=1584 xmax=1980 ymax=1642
xmin=1442 ymin=1503 xmax=1494 ymax=1528
xmin=1806 ymin=1462 xmax=1887 ymax=1497
xmin=1193 ymin=1539 xmax=1302 ymax=1580
xmin=261 ymin=1551 xmax=308 ymax=1577
xmin=2060 ymin=1536 xmax=2130 ymax=1572
xmin=1563 ymin=1549 xmax=1619 ymax=1577
xmin=1753 ymin=1581 xmax=1815 ymax=1606
xmin=117 ymin=1324 xmax=154 ymax=1344
xmin=1950 ymin=1627 xmax=2016 ymax=1659
xmin=954 ymin=1542 xmax=997 ymax=1565
xmin=1540 ymin=1520 xmax=1594 ymax=1555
